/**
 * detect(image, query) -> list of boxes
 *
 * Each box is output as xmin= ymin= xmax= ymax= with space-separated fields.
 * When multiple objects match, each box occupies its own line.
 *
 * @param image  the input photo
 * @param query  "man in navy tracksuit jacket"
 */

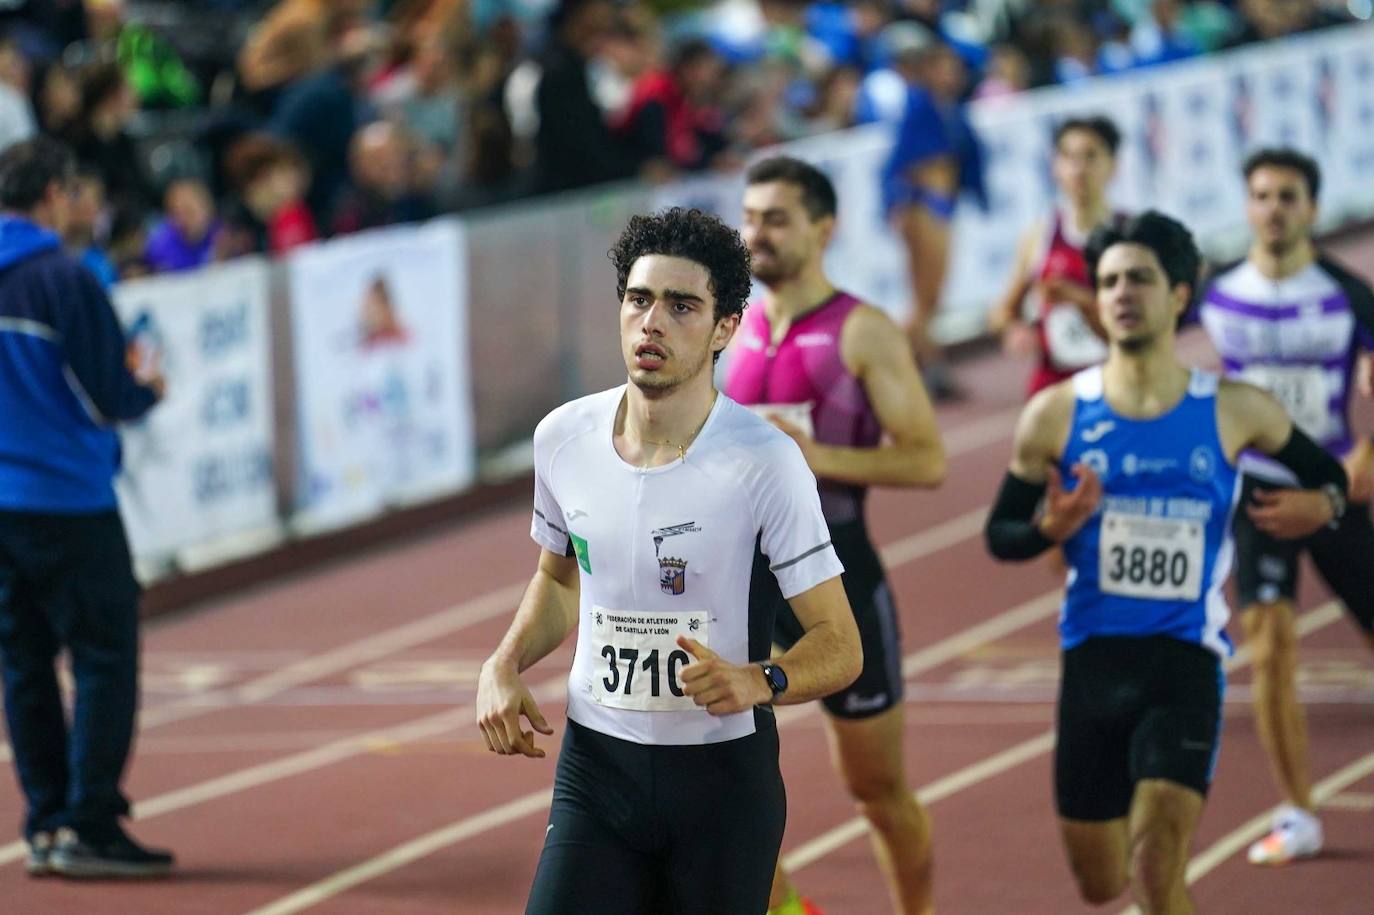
xmin=0 ymin=137 xmax=172 ymax=878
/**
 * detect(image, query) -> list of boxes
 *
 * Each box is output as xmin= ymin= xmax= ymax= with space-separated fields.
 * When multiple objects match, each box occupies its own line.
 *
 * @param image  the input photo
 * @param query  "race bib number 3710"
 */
xmin=1098 ymin=512 xmax=1204 ymax=602
xmin=590 ymin=607 xmax=709 ymax=712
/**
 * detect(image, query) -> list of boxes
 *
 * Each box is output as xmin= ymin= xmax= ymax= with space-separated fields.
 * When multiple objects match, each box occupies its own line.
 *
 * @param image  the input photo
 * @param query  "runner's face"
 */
xmin=1246 ymin=165 xmax=1315 ymax=253
xmin=1095 ymin=243 xmax=1186 ymax=351
xmin=620 ymin=255 xmax=734 ymax=394
xmin=1053 ymin=129 xmax=1115 ymax=206
xmin=742 ymin=181 xmax=832 ymax=287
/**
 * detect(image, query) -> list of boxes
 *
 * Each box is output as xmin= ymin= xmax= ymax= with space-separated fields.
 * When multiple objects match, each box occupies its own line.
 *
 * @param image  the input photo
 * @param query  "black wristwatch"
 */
xmin=759 ymin=662 xmax=788 ymax=703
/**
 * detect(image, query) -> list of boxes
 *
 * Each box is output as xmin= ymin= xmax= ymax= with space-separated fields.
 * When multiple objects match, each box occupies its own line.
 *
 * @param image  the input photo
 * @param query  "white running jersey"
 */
xmin=530 ymin=387 xmax=844 ymax=746
xmin=1200 ymin=258 xmax=1374 ymax=483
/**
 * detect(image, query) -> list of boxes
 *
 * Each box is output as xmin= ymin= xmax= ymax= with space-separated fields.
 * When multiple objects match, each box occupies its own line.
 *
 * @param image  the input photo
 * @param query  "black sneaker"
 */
xmin=50 ymin=826 xmax=175 ymax=879
xmin=25 ymin=831 xmax=54 ymax=877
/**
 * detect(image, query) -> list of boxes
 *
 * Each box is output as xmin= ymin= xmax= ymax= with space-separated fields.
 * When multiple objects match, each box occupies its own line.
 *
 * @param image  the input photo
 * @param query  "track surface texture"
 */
xmin=4 ymin=235 xmax=1373 ymax=913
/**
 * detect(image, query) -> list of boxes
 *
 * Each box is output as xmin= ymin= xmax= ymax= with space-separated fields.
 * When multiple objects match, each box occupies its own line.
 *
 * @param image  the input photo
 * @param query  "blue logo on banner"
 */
xmin=200 ymin=301 xmax=248 ymax=359
xmin=202 ymin=378 xmax=250 ymax=428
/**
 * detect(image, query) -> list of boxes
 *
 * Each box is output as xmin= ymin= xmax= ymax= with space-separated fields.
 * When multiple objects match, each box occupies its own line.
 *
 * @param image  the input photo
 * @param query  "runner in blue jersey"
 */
xmin=985 ymin=212 xmax=1349 ymax=914
xmin=1198 ymin=148 xmax=1374 ymax=867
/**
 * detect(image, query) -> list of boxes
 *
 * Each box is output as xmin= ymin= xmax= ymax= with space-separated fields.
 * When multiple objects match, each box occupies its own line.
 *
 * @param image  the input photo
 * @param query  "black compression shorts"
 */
xmin=1234 ymin=474 xmax=1374 ymax=632
xmin=1055 ymin=636 xmax=1224 ymax=822
xmin=764 ymin=519 xmax=904 ymax=719
xmin=525 ymin=718 xmax=785 ymax=915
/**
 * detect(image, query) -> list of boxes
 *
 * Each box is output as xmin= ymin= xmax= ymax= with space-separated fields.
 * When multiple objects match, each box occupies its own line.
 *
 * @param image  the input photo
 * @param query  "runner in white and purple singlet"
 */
xmin=1198 ymin=147 xmax=1374 ymax=867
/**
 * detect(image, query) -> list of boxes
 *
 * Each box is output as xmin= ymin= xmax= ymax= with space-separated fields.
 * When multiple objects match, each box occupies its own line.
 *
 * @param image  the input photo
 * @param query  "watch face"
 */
xmin=766 ymin=664 xmax=787 ymax=693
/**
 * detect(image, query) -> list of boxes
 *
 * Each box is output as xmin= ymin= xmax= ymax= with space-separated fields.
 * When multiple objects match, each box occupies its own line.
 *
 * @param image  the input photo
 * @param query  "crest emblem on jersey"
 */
xmin=1189 ymin=446 xmax=1216 ymax=483
xmin=651 ymin=522 xmax=700 ymax=596
xmin=658 ymin=557 xmax=687 ymax=595
xmin=1080 ymin=448 xmax=1110 ymax=479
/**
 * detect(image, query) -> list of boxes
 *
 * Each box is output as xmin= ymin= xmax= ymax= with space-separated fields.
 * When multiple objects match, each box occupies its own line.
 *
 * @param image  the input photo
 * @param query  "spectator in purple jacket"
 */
xmin=143 ymin=178 xmax=221 ymax=273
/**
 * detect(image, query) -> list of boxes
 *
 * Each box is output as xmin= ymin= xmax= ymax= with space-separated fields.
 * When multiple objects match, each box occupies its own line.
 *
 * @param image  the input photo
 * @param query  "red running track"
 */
xmin=3 ymin=237 xmax=1373 ymax=914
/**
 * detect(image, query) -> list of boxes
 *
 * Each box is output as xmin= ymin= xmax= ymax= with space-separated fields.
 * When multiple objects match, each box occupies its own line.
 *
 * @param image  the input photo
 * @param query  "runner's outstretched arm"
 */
xmin=476 ymin=549 xmax=580 ymax=757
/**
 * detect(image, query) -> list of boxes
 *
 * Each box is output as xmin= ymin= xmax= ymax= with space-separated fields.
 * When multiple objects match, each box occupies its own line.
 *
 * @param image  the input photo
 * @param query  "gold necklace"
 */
xmin=638 ymin=397 xmax=715 ymax=464
xmin=642 ymin=439 xmax=688 ymax=462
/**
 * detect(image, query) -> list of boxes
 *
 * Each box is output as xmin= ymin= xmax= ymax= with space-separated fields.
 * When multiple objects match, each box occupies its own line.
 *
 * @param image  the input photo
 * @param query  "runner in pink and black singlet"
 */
xmin=990 ymin=116 xmax=1123 ymax=398
xmin=726 ymin=157 xmax=946 ymax=915
xmin=726 ymin=289 xmax=879 ymax=525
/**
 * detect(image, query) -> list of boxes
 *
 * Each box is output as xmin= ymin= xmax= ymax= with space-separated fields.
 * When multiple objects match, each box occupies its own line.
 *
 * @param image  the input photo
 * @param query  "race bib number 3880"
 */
xmin=1098 ymin=512 xmax=1204 ymax=601
xmin=589 ymin=607 xmax=709 ymax=712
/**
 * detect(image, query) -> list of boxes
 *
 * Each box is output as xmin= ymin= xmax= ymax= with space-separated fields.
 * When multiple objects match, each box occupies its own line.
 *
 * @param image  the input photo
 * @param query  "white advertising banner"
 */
xmin=647 ymin=23 xmax=1374 ymax=343
xmin=288 ymin=219 xmax=475 ymax=533
xmin=113 ymin=258 xmax=279 ymax=571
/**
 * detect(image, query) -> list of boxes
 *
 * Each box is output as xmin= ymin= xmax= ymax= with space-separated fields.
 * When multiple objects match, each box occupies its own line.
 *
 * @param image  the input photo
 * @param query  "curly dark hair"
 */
xmin=608 ymin=207 xmax=753 ymax=322
xmin=1085 ymin=210 xmax=1201 ymax=296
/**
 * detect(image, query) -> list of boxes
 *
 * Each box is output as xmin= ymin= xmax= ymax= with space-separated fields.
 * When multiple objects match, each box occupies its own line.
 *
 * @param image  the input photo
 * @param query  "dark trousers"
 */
xmin=0 ymin=510 xmax=140 ymax=842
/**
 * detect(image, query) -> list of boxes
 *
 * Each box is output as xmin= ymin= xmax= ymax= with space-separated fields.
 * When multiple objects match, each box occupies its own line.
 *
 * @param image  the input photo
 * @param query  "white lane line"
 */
xmin=1319 ymin=792 xmax=1374 ymax=811
xmin=0 ymin=583 xmax=526 ymax=765
xmin=774 ymin=588 xmax=1061 ymax=728
xmin=880 ymin=507 xmax=987 ymax=568
xmin=0 ymin=406 xmax=1021 ymax=874
xmin=0 ymin=492 xmax=1016 ymax=870
xmin=238 ymin=586 xmax=1065 ymax=914
xmin=0 ymin=399 xmax=1019 ymax=768
xmin=784 ymin=731 xmax=1058 ymax=871
xmin=0 ymin=673 xmax=564 ymax=868
xmin=1117 ymin=750 xmax=1374 ymax=915
xmin=896 ymin=589 xmax=1055 ymax=678
xmin=783 ymin=602 xmax=1343 ymax=877
xmin=941 ymin=408 xmax=1023 ymax=457
xmin=134 ymin=732 xmax=402 ymax=755
xmin=243 ymin=790 xmax=555 ymax=915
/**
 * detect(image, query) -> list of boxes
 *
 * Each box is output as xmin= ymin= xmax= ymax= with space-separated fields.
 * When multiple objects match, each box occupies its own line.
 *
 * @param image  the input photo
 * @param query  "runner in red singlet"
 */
xmin=990 ymin=116 xmax=1122 ymax=397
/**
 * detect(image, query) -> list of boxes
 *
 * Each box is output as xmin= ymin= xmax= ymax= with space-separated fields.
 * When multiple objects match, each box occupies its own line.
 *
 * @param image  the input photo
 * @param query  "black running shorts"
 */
xmin=525 ymin=718 xmax=786 ymax=915
xmin=1055 ymin=636 xmax=1224 ymax=822
xmin=1234 ymin=474 xmax=1374 ymax=632
xmin=764 ymin=519 xmax=904 ymax=719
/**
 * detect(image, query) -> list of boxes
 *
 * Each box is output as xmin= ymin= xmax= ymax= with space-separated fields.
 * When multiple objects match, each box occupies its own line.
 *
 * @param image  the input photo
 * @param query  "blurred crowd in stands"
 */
xmin=0 ymin=0 xmax=1360 ymax=284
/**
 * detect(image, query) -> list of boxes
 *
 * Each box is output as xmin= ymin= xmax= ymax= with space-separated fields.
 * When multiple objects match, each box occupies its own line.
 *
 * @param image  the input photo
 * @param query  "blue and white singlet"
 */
xmin=1058 ymin=367 xmax=1241 ymax=659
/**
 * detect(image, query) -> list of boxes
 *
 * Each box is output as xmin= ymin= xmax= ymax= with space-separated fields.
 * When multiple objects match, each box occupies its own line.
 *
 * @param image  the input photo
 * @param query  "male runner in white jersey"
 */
xmin=725 ymin=156 xmax=945 ymax=915
xmin=476 ymin=207 xmax=862 ymax=915
xmin=986 ymin=212 xmax=1348 ymax=913
xmin=1197 ymin=148 xmax=1374 ymax=866
xmin=989 ymin=115 xmax=1120 ymax=398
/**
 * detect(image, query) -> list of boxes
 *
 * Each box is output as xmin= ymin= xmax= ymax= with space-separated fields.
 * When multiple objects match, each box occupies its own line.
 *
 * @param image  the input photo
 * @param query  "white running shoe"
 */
xmin=1247 ymin=805 xmax=1323 ymax=866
